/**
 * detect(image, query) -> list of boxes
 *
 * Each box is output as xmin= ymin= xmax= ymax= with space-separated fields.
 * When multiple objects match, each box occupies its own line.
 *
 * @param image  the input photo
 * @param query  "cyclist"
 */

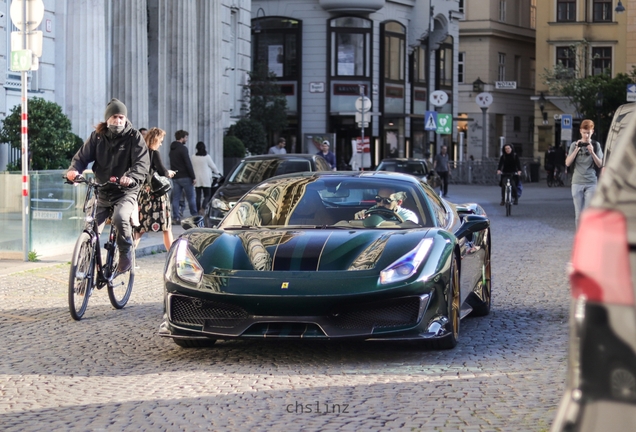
xmin=496 ymin=144 xmax=521 ymax=205
xmin=66 ymin=98 xmax=150 ymax=273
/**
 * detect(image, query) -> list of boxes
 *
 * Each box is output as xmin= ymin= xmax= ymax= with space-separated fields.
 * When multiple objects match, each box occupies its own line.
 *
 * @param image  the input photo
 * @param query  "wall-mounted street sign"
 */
xmin=309 ymin=82 xmax=325 ymax=93
xmin=424 ymin=111 xmax=437 ymax=131
xmin=495 ymin=81 xmax=517 ymax=89
xmin=436 ymin=114 xmax=452 ymax=135
xmin=627 ymin=84 xmax=636 ymax=102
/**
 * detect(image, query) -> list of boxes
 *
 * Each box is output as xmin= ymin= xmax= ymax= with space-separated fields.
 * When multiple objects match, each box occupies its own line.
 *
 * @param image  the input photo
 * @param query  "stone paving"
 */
xmin=0 ymin=182 xmax=575 ymax=431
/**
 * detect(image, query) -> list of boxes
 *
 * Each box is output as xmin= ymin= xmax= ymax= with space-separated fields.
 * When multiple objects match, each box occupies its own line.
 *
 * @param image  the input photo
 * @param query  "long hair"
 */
xmin=195 ymin=141 xmax=207 ymax=156
xmin=146 ymin=127 xmax=166 ymax=151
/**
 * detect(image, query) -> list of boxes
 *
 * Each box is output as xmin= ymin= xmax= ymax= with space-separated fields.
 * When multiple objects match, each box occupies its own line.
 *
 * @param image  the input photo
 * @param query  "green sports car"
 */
xmin=159 ymin=172 xmax=491 ymax=349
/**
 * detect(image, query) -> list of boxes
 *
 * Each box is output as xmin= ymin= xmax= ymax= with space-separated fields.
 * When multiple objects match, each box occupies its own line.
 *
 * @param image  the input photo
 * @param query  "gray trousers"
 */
xmin=95 ymin=194 xmax=137 ymax=255
xmin=571 ymin=183 xmax=597 ymax=227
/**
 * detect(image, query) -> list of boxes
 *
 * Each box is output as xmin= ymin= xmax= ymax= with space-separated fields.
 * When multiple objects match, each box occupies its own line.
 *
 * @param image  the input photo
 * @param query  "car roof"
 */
xmin=269 ymin=170 xmax=423 ymax=185
xmin=240 ymin=154 xmax=319 ymax=161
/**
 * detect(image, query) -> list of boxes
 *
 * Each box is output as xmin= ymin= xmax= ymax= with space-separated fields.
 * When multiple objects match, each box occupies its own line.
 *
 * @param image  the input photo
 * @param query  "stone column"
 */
xmin=155 ymin=0 xmax=199 ymax=154
xmin=197 ymin=0 xmax=224 ymax=169
xmin=111 ymin=1 xmax=149 ymax=129
xmin=65 ymin=0 xmax=107 ymax=140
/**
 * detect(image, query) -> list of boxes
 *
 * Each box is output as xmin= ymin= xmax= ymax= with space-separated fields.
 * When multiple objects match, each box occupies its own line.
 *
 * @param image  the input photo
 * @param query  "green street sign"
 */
xmin=10 ymin=50 xmax=32 ymax=72
xmin=436 ymin=113 xmax=452 ymax=135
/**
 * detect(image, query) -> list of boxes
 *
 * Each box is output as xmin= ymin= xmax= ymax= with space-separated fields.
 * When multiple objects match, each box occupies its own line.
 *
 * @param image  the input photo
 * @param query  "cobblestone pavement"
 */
xmin=0 ymin=183 xmax=575 ymax=432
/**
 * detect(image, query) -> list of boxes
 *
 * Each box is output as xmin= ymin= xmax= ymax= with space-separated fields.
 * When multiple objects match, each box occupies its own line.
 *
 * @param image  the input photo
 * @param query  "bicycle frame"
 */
xmin=78 ymin=178 xmax=117 ymax=287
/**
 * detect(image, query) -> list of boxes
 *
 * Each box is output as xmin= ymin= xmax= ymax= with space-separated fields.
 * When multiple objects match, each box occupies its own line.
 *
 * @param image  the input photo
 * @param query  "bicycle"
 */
xmin=66 ymin=175 xmax=136 ymax=320
xmin=501 ymin=174 xmax=513 ymax=217
xmin=547 ymin=166 xmax=564 ymax=187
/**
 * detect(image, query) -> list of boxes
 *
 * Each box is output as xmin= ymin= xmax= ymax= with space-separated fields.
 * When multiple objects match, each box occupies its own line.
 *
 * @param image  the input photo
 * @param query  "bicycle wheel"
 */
xmin=107 ymin=236 xmax=135 ymax=309
xmin=68 ymin=232 xmax=95 ymax=320
xmin=506 ymin=201 xmax=511 ymax=216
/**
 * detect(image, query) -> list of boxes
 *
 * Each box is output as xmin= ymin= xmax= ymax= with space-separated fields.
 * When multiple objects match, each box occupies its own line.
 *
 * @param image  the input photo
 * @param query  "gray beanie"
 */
xmin=104 ymin=98 xmax=127 ymax=121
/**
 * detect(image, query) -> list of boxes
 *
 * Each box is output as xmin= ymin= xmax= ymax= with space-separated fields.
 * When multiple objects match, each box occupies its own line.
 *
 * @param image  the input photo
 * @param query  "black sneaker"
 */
xmin=172 ymin=218 xmax=181 ymax=226
xmin=500 ymin=201 xmax=505 ymax=206
xmin=513 ymin=198 xmax=518 ymax=205
xmin=116 ymin=250 xmax=133 ymax=273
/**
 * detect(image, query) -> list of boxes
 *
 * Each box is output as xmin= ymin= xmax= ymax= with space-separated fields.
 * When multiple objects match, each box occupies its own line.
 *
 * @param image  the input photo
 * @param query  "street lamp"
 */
xmin=473 ymin=77 xmax=484 ymax=93
xmin=616 ymin=1 xmax=626 ymax=13
xmin=596 ymin=90 xmax=604 ymax=144
xmin=539 ymin=92 xmax=548 ymax=124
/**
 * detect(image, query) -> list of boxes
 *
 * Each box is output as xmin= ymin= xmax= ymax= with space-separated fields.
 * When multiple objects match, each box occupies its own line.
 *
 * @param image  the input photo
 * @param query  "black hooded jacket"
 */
xmin=68 ymin=121 xmax=150 ymax=198
xmin=169 ymin=140 xmax=196 ymax=180
xmin=497 ymin=150 xmax=521 ymax=174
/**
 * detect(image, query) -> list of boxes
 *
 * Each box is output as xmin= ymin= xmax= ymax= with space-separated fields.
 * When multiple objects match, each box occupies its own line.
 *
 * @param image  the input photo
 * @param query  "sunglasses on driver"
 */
xmin=375 ymin=196 xmax=395 ymax=205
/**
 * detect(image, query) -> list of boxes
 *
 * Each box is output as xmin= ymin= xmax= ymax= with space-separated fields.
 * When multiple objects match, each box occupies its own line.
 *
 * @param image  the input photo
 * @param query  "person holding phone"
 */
xmin=565 ymin=119 xmax=603 ymax=227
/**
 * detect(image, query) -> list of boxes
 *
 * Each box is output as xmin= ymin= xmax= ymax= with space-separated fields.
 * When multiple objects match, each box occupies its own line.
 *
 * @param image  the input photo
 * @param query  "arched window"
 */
xmin=329 ymin=17 xmax=372 ymax=77
xmin=252 ymin=17 xmax=300 ymax=79
xmin=382 ymin=21 xmax=405 ymax=82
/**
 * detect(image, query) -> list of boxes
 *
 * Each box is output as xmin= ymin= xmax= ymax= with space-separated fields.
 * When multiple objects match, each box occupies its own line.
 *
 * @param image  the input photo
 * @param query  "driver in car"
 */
xmin=354 ymin=187 xmax=419 ymax=223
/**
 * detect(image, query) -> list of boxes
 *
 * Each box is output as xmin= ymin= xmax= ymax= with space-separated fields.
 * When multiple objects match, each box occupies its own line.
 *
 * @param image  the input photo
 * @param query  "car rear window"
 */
xmin=229 ymin=159 xmax=313 ymax=184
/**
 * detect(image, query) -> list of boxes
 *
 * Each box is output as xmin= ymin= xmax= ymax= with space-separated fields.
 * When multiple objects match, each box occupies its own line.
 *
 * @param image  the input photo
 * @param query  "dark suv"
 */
xmin=204 ymin=154 xmax=331 ymax=227
xmin=375 ymin=158 xmax=442 ymax=195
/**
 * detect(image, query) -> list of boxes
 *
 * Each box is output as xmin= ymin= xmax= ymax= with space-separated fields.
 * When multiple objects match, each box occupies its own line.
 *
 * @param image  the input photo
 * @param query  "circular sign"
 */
xmin=355 ymin=96 xmax=372 ymax=113
xmin=475 ymin=92 xmax=493 ymax=108
xmin=10 ymin=0 xmax=45 ymax=32
xmin=430 ymin=90 xmax=449 ymax=107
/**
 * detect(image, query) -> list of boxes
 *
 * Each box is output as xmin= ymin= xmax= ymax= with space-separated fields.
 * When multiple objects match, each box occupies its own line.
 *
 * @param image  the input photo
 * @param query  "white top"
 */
xmin=191 ymin=154 xmax=220 ymax=187
xmin=268 ymin=146 xmax=287 ymax=155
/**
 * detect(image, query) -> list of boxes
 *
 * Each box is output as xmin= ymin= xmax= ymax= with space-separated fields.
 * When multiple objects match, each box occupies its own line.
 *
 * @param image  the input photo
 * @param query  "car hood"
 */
xmin=182 ymin=227 xmax=443 ymax=273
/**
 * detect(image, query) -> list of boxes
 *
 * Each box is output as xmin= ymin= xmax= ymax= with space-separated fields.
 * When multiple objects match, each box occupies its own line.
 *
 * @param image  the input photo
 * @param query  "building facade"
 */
xmin=457 ymin=0 xmax=537 ymax=161
xmin=534 ymin=0 xmax=631 ymax=156
xmin=0 ymin=0 xmax=251 ymax=172
xmin=251 ymin=0 xmax=461 ymax=168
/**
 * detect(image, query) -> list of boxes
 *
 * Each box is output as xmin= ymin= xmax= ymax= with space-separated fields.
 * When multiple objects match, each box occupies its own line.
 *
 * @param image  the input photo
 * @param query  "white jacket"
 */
xmin=191 ymin=154 xmax=220 ymax=187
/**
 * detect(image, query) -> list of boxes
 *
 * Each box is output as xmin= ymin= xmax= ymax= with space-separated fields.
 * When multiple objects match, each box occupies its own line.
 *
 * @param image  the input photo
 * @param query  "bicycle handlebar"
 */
xmin=63 ymin=174 xmax=137 ymax=188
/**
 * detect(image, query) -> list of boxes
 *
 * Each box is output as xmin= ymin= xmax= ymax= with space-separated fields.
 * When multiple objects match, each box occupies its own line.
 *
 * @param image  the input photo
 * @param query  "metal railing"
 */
xmin=448 ymin=158 xmax=541 ymax=185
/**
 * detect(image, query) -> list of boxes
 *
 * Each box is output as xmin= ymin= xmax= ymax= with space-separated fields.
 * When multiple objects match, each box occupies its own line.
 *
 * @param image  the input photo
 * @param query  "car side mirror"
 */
xmin=455 ymin=215 xmax=489 ymax=240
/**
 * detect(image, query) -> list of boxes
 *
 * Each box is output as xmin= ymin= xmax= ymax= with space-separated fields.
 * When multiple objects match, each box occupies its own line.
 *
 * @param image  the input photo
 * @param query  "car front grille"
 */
xmin=331 ymin=297 xmax=421 ymax=331
xmin=170 ymin=295 xmax=248 ymax=328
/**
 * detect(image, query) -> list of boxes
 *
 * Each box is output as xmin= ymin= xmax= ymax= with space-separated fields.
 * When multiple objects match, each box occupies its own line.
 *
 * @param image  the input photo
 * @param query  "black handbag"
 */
xmin=150 ymin=172 xmax=171 ymax=197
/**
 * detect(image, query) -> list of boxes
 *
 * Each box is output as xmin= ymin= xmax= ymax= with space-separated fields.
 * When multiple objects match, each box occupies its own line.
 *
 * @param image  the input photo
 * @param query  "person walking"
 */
xmin=433 ymin=145 xmax=451 ymax=197
xmin=169 ymin=130 xmax=197 ymax=224
xmin=565 ymin=119 xmax=603 ymax=227
xmin=191 ymin=141 xmax=221 ymax=214
xmin=134 ymin=127 xmax=176 ymax=251
xmin=66 ymin=98 xmax=149 ymax=273
xmin=317 ymin=140 xmax=336 ymax=170
xmin=268 ymin=137 xmax=287 ymax=154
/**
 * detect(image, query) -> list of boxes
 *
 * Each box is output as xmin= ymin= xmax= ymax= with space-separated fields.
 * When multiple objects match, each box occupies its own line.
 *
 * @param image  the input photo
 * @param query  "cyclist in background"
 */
xmin=496 ymin=144 xmax=521 ymax=206
xmin=66 ymin=98 xmax=150 ymax=273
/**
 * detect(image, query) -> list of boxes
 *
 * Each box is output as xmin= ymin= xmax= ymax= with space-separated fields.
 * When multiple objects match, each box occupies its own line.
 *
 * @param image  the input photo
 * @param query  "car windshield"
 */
xmin=229 ymin=159 xmax=313 ymax=184
xmin=377 ymin=161 xmax=427 ymax=176
xmin=220 ymin=176 xmax=433 ymax=229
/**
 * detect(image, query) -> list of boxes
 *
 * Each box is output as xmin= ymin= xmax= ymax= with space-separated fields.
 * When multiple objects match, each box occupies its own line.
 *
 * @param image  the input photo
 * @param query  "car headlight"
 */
xmin=211 ymin=198 xmax=230 ymax=211
xmin=175 ymin=239 xmax=203 ymax=284
xmin=380 ymin=238 xmax=434 ymax=284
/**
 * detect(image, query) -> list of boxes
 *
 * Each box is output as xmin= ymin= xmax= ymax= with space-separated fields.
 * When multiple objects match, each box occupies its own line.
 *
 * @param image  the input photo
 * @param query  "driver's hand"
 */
xmin=66 ymin=170 xmax=79 ymax=181
xmin=354 ymin=209 xmax=367 ymax=220
xmin=119 ymin=175 xmax=134 ymax=187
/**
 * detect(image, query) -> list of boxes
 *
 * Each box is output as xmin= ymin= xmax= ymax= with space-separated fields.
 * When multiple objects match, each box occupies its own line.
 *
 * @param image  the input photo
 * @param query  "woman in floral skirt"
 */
xmin=134 ymin=127 xmax=175 ymax=251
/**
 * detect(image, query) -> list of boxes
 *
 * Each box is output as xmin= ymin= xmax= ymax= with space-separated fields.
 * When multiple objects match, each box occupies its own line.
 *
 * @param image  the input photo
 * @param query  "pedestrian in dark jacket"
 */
xmin=496 ymin=144 xmax=521 ymax=205
xmin=66 ymin=98 xmax=150 ymax=273
xmin=169 ymin=130 xmax=197 ymax=223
